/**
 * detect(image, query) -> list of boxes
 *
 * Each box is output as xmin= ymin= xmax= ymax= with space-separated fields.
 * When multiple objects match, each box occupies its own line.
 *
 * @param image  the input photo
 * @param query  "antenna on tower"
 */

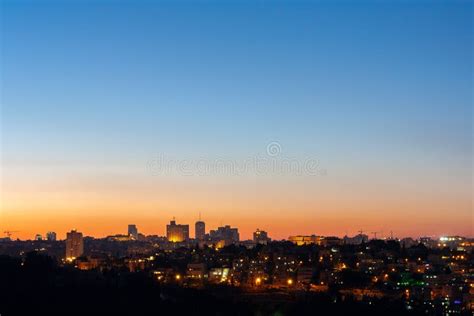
xmin=199 ymin=211 xmax=201 ymax=221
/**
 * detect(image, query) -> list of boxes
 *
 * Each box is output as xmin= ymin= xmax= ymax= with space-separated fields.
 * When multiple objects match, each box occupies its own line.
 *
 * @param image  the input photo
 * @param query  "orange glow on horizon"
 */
xmin=1 ymin=166 xmax=472 ymax=241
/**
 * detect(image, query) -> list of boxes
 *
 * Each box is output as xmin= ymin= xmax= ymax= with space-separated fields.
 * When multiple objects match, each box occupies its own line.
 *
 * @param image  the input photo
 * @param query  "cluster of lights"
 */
xmin=439 ymin=237 xmax=463 ymax=242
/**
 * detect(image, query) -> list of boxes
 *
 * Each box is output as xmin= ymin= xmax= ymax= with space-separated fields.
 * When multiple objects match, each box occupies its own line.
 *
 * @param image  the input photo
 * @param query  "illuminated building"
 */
xmin=209 ymin=268 xmax=230 ymax=283
xmin=46 ymin=231 xmax=57 ymax=241
xmin=166 ymin=220 xmax=189 ymax=242
xmin=195 ymin=221 xmax=205 ymax=241
xmin=438 ymin=236 xmax=465 ymax=250
xmin=288 ymin=235 xmax=342 ymax=246
xmin=209 ymin=225 xmax=239 ymax=246
xmin=128 ymin=224 xmax=138 ymax=240
xmin=76 ymin=257 xmax=102 ymax=270
xmin=214 ymin=239 xmax=226 ymax=249
xmin=65 ymin=230 xmax=84 ymax=259
xmin=288 ymin=235 xmax=322 ymax=246
xmin=253 ymin=228 xmax=270 ymax=245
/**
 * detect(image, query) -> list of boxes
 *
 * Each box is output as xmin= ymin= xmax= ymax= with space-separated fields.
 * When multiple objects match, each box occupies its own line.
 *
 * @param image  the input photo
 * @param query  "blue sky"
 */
xmin=1 ymin=0 xmax=472 ymax=238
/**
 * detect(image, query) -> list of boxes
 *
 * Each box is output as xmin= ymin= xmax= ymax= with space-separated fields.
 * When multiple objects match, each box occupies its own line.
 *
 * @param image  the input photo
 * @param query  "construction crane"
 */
xmin=4 ymin=230 xmax=19 ymax=239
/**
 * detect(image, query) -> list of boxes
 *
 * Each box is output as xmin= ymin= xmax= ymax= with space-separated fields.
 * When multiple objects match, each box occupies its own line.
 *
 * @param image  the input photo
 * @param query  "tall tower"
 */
xmin=195 ymin=221 xmax=205 ymax=240
xmin=195 ymin=212 xmax=205 ymax=241
xmin=65 ymin=230 xmax=84 ymax=259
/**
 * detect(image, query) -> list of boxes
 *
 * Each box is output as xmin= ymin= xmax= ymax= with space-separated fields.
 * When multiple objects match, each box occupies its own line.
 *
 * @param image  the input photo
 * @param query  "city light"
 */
xmin=1 ymin=1 xmax=471 ymax=315
xmin=15 ymin=231 xmax=461 ymax=314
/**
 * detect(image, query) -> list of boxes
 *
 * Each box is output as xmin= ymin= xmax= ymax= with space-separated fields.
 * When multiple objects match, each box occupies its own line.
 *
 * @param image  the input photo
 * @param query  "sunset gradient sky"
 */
xmin=1 ymin=0 xmax=472 ymax=240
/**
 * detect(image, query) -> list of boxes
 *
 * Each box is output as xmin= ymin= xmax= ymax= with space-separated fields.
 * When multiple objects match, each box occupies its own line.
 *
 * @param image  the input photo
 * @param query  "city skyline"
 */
xmin=6 ymin=218 xmax=472 ymax=242
xmin=1 ymin=1 xmax=472 ymax=241
xmin=0 ymin=1 xmax=472 ymax=315
xmin=3 ymin=224 xmax=472 ymax=316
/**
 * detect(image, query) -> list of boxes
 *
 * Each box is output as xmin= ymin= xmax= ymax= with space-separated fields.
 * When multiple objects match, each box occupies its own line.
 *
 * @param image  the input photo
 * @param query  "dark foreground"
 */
xmin=0 ymin=253 xmax=432 ymax=316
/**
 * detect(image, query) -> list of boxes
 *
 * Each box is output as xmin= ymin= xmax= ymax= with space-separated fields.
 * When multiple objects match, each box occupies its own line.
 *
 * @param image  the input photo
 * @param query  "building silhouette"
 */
xmin=46 ymin=231 xmax=57 ymax=241
xmin=209 ymin=225 xmax=239 ymax=246
xmin=166 ymin=220 xmax=189 ymax=242
xmin=253 ymin=228 xmax=270 ymax=245
xmin=195 ymin=221 xmax=205 ymax=241
xmin=128 ymin=224 xmax=138 ymax=240
xmin=65 ymin=230 xmax=84 ymax=259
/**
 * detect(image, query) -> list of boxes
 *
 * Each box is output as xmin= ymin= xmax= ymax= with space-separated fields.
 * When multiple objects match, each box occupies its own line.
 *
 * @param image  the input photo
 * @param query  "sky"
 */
xmin=0 ymin=0 xmax=472 ymax=240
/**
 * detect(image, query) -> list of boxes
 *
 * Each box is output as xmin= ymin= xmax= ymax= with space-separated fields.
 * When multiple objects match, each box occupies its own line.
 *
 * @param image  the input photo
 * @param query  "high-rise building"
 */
xmin=46 ymin=231 xmax=57 ymax=241
xmin=166 ymin=220 xmax=189 ymax=242
xmin=195 ymin=221 xmax=205 ymax=241
xmin=65 ymin=230 xmax=84 ymax=259
xmin=128 ymin=224 xmax=138 ymax=240
xmin=209 ymin=225 xmax=239 ymax=246
xmin=253 ymin=229 xmax=270 ymax=245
